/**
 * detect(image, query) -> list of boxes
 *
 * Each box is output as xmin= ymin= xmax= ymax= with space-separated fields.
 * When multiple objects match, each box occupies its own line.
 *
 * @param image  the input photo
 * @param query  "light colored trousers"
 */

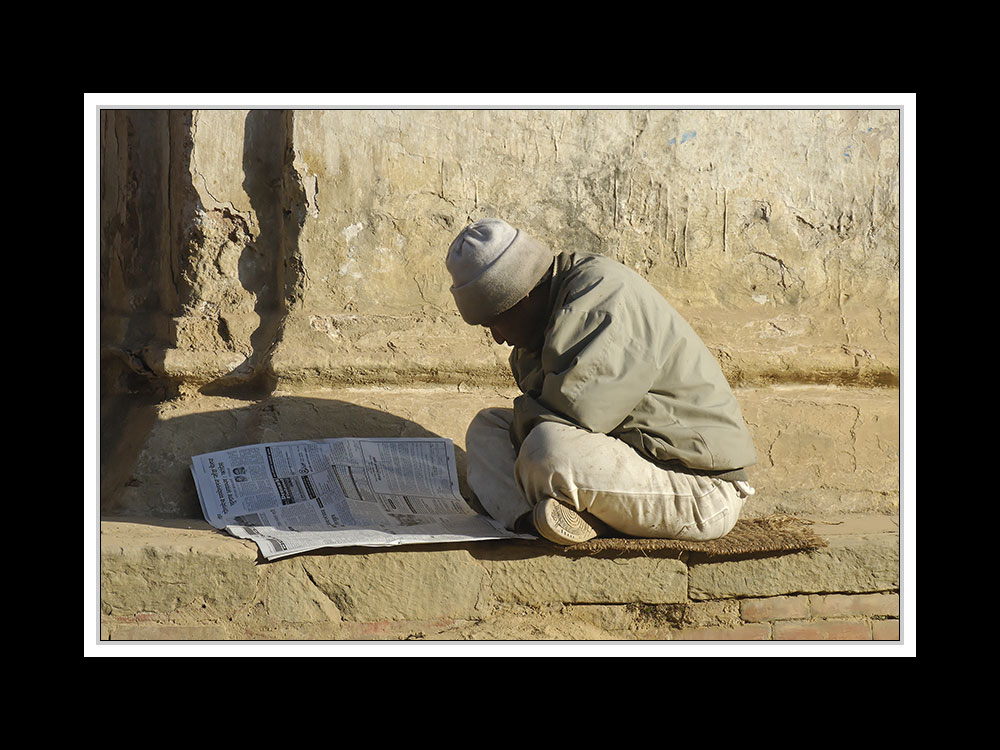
xmin=466 ymin=408 xmax=752 ymax=541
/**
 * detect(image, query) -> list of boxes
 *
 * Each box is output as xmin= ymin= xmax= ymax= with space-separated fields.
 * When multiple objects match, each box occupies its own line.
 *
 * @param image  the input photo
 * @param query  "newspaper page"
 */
xmin=191 ymin=437 xmax=531 ymax=560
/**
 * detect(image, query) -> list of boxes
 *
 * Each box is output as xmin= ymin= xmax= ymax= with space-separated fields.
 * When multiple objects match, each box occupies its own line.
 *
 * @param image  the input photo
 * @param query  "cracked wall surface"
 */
xmin=273 ymin=110 xmax=898 ymax=392
xmin=100 ymin=108 xmax=900 ymax=394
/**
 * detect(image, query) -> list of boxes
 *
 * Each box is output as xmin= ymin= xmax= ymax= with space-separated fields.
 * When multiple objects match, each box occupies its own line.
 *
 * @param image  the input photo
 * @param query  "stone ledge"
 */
xmin=102 ymin=385 xmax=901 ymax=520
xmin=688 ymin=532 xmax=899 ymax=600
xmin=97 ymin=514 xmax=900 ymax=641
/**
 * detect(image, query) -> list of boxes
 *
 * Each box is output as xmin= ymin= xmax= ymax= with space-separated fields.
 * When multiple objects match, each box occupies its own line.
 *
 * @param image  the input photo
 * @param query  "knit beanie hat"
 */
xmin=446 ymin=218 xmax=554 ymax=325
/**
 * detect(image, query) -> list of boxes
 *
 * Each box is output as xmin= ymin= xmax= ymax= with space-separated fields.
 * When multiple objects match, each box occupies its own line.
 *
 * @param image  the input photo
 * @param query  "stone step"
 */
xmin=96 ymin=513 xmax=901 ymax=643
xmin=101 ymin=385 xmax=900 ymax=520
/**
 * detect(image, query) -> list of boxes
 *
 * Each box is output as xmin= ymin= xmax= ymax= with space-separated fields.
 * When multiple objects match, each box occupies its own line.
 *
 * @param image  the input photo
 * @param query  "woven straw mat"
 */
xmin=558 ymin=514 xmax=828 ymax=557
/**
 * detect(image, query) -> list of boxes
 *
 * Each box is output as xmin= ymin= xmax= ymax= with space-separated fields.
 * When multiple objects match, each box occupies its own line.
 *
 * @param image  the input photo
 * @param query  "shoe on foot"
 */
xmin=532 ymin=498 xmax=609 ymax=545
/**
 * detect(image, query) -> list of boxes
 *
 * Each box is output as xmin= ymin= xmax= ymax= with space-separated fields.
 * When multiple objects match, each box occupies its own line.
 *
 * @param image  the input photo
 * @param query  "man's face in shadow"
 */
xmin=482 ymin=280 xmax=550 ymax=351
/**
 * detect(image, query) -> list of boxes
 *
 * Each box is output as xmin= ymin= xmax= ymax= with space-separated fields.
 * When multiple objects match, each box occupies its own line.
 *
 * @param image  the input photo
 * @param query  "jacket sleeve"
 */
xmin=509 ymin=301 xmax=660 ymax=452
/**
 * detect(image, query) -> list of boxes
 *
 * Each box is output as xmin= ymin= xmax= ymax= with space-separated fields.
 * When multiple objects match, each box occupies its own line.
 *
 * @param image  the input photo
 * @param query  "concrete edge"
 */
xmin=96 ymin=514 xmax=901 ymax=642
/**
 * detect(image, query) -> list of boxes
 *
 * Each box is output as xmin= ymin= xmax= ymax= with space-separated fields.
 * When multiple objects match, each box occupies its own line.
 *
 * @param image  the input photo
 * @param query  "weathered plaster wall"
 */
xmin=101 ymin=108 xmax=899 ymax=393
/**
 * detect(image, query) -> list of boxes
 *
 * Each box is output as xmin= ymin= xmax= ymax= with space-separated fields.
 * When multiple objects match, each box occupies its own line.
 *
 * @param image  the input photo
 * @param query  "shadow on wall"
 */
xmin=202 ymin=109 xmax=305 ymax=397
xmin=118 ymin=110 xmax=305 ymax=398
xmin=100 ymin=395 xmax=479 ymax=521
xmin=101 ymin=111 xmax=310 ymax=505
xmin=101 ymin=110 xmax=190 ymax=506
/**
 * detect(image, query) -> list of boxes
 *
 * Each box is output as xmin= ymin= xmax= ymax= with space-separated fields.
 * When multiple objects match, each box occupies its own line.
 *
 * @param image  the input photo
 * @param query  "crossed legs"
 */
xmin=466 ymin=407 xmax=750 ymax=541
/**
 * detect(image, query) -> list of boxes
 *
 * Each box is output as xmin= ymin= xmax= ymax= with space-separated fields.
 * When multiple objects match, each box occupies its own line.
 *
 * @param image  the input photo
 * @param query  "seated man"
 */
xmin=446 ymin=218 xmax=758 ymax=545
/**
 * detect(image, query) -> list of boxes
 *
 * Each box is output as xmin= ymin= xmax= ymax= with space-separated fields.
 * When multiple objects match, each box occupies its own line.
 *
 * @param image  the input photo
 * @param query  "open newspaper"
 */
xmin=191 ymin=437 xmax=531 ymax=560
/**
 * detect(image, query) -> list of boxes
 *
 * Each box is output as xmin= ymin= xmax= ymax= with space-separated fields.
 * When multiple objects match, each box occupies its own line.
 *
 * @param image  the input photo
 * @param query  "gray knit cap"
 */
xmin=446 ymin=218 xmax=554 ymax=325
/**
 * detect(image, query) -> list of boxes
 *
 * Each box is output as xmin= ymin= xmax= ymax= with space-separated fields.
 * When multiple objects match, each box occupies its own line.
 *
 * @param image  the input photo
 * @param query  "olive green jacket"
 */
xmin=509 ymin=251 xmax=757 ymax=480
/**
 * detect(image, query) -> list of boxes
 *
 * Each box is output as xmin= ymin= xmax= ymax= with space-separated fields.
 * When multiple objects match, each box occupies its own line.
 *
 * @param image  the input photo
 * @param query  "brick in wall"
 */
xmin=671 ymin=623 xmax=771 ymax=640
xmin=773 ymin=619 xmax=873 ymax=640
xmin=809 ymin=593 xmax=899 ymax=618
xmin=872 ymin=619 xmax=900 ymax=641
xmin=740 ymin=595 xmax=810 ymax=622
